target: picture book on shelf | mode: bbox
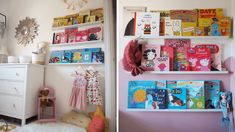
[75,30,89,42]
[168,88,187,109]
[187,81,205,109]
[187,47,211,71]
[154,57,169,71]
[156,80,167,89]
[197,18,212,36]
[193,44,221,71]
[49,51,62,63]
[61,50,72,63]
[182,22,197,36]
[123,6,146,36]
[88,26,103,41]
[141,44,161,70]
[219,17,232,36]
[164,17,173,36]
[197,8,223,19]
[171,19,182,36]
[65,28,78,43]
[164,39,191,71]
[134,12,160,38]
[82,49,92,63]
[145,89,167,109]
[170,10,198,22]
[53,32,68,44]
[177,81,188,88]
[205,80,220,109]
[167,80,177,88]
[90,8,104,21]
[92,51,104,63]
[128,81,155,109]
[161,46,174,71]
[71,49,83,63]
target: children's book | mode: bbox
[92,51,104,63]
[187,81,205,109]
[197,8,223,19]
[182,22,197,36]
[128,81,155,109]
[71,49,83,63]
[134,12,160,38]
[75,30,89,42]
[197,18,212,36]
[154,57,169,71]
[219,17,232,36]
[88,26,103,41]
[79,9,91,23]
[141,44,161,70]
[167,80,177,88]
[193,44,221,71]
[164,39,191,71]
[89,48,101,52]
[211,18,220,36]
[205,80,220,109]
[82,49,92,63]
[156,80,167,89]
[65,28,78,43]
[53,32,68,44]
[90,8,104,21]
[61,50,72,63]
[49,51,62,63]
[171,19,182,36]
[161,46,174,71]
[187,47,211,71]
[167,88,187,109]
[177,81,188,88]
[164,17,173,36]
[170,10,198,22]
[145,89,167,109]
[123,6,146,36]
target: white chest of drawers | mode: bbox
[0,64,44,125]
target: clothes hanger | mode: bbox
[70,66,86,77]
[86,66,104,77]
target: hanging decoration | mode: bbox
[15,17,39,46]
[62,0,89,10]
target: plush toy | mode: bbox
[38,89,54,108]
[33,41,48,55]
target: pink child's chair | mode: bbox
[38,86,56,122]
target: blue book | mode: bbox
[128,81,155,109]
[61,50,72,63]
[168,88,187,109]
[205,80,220,109]
[49,50,62,63]
[71,49,83,63]
[177,81,188,88]
[156,80,167,89]
[82,49,92,63]
[167,80,177,88]
[145,89,167,109]
[187,81,205,109]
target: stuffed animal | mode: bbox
[38,89,54,108]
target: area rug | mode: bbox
[11,122,86,132]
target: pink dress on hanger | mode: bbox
[69,72,87,110]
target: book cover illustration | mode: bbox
[79,9,91,23]
[146,89,167,109]
[88,26,103,41]
[90,8,104,21]
[156,80,167,89]
[123,6,146,36]
[194,44,221,71]
[219,17,232,36]
[168,88,187,109]
[61,50,72,63]
[164,17,173,36]
[167,80,177,88]
[187,47,211,71]
[187,81,205,109]
[154,57,169,71]
[197,18,212,36]
[182,22,197,36]
[135,12,160,38]
[197,8,223,19]
[161,46,174,71]
[170,10,198,22]
[65,28,78,43]
[177,81,188,88]
[164,39,191,71]
[75,30,89,42]
[205,80,220,109]
[211,18,220,36]
[71,49,83,63]
[82,49,92,63]
[92,51,104,64]
[49,51,62,63]
[53,32,68,44]
[128,81,155,109]
[171,19,182,36]
[141,44,161,70]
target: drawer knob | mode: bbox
[13,104,16,108]
[14,87,18,92]
[15,73,19,76]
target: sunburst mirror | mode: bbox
[15,17,39,46]
[62,0,89,10]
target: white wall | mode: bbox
[0,0,9,46]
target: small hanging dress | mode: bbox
[69,73,87,110]
[86,71,103,105]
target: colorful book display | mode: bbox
[134,12,160,38]
[154,57,169,71]
[168,88,187,109]
[128,81,155,109]
[205,80,220,109]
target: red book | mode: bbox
[161,46,174,71]
[75,30,89,42]
[154,57,169,71]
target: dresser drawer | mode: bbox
[0,94,23,117]
[0,81,24,96]
[0,68,26,81]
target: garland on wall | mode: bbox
[62,0,89,10]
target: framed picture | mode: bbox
[0,13,6,38]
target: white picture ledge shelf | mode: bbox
[127,109,222,112]
[49,40,103,47]
[124,36,231,39]
[52,21,103,30]
[143,71,230,75]
[47,63,104,66]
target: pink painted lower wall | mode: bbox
[119,60,231,132]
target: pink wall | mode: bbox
[119,60,231,132]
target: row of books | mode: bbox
[128,80,220,109]
[49,48,104,64]
[52,26,103,44]
[52,8,103,27]
[141,39,221,71]
[123,7,232,37]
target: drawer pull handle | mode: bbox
[13,104,16,108]
[14,87,18,92]
[15,73,19,77]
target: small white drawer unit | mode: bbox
[0,64,44,125]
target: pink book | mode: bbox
[161,46,174,71]
[141,44,161,70]
[60,32,68,43]
[154,57,169,71]
[75,30,89,42]
[193,44,221,71]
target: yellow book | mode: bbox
[197,8,223,18]
[197,18,212,36]
[219,17,232,36]
[182,22,197,36]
